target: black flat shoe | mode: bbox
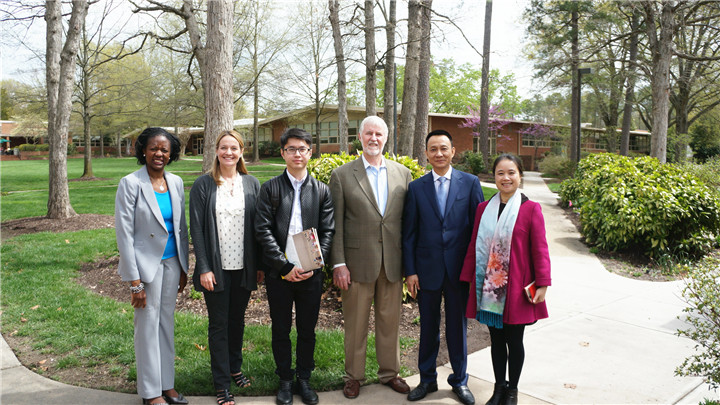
[407,381,438,401]
[452,385,475,405]
[163,392,188,404]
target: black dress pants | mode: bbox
[204,270,252,390]
[265,273,323,381]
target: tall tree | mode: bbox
[131,0,234,173]
[379,0,397,154]
[398,0,422,156]
[412,0,432,164]
[329,0,349,153]
[620,7,640,156]
[477,0,493,170]
[46,0,88,219]
[364,0,377,116]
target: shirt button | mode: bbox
[150,233,155,238]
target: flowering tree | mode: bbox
[519,123,557,169]
[460,104,512,169]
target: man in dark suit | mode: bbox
[402,129,484,405]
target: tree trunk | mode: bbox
[82,110,93,177]
[47,0,87,219]
[569,7,580,163]
[253,79,260,161]
[399,0,422,156]
[644,1,673,163]
[201,0,234,173]
[413,0,432,165]
[383,0,397,155]
[329,0,349,153]
[365,0,377,116]
[80,27,93,178]
[478,0,493,170]
[620,10,639,156]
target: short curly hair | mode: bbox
[134,127,181,165]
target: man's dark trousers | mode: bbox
[266,273,323,380]
[417,272,469,386]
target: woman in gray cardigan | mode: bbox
[189,130,262,405]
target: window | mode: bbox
[194,136,204,155]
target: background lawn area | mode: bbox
[0,157,493,395]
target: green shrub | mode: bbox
[678,157,720,189]
[259,141,281,157]
[67,143,77,155]
[18,144,36,151]
[454,151,487,175]
[350,139,362,154]
[676,252,720,390]
[559,153,720,258]
[538,155,575,179]
[308,152,425,184]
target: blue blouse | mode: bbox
[155,191,178,260]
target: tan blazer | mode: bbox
[329,157,411,283]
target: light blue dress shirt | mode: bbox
[362,154,388,216]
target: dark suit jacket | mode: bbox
[329,157,411,283]
[115,166,189,283]
[402,168,483,290]
[189,173,261,293]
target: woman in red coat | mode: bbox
[459,154,551,405]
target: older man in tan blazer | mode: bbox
[330,115,412,399]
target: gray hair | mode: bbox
[359,116,388,137]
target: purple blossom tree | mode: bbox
[460,105,512,169]
[518,123,557,169]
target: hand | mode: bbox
[178,271,187,294]
[532,286,548,304]
[333,265,351,291]
[405,274,420,299]
[257,270,265,284]
[284,267,313,282]
[130,280,146,308]
[200,272,216,292]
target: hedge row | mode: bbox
[559,153,720,258]
[307,152,426,184]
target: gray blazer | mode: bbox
[115,166,189,283]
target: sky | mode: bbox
[0,0,536,97]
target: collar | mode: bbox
[285,169,307,185]
[431,166,453,182]
[361,154,386,170]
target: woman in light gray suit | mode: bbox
[115,127,190,405]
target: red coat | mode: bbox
[459,198,551,325]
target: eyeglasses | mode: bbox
[284,147,310,155]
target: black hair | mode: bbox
[425,129,453,148]
[492,153,524,176]
[134,127,181,165]
[280,127,312,149]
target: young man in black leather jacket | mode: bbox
[255,128,335,405]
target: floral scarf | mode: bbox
[475,189,521,329]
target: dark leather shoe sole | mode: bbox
[407,382,439,401]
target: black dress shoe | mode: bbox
[162,392,188,405]
[295,378,319,405]
[407,381,438,401]
[277,379,294,405]
[452,385,475,405]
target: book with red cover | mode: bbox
[524,281,537,302]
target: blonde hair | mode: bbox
[211,130,248,186]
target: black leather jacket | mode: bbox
[254,170,335,279]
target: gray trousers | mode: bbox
[134,256,181,399]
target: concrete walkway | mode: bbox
[2,172,719,404]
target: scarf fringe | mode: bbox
[476,310,504,329]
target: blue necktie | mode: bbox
[437,176,448,215]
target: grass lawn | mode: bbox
[2,156,457,396]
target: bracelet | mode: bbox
[129,282,144,294]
